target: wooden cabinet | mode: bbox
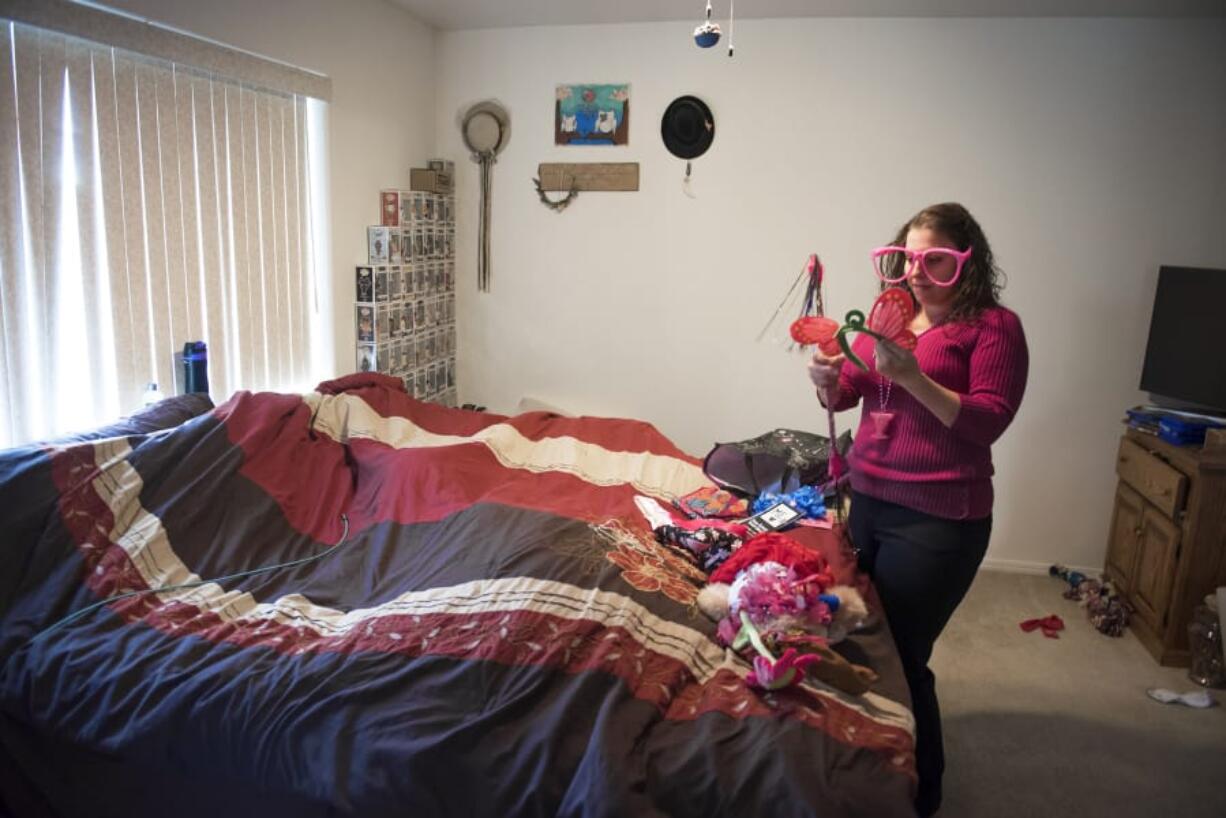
[1130,506,1180,631]
[1105,484,1144,595]
[1103,429,1226,666]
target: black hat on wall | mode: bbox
[660,96,715,160]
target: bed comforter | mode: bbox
[0,374,916,818]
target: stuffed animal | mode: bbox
[697,533,878,695]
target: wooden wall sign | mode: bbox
[537,162,639,192]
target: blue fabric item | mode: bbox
[751,485,826,520]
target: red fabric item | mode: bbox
[708,532,833,587]
[315,372,405,395]
[214,383,702,541]
[824,306,1029,520]
[1019,615,1065,638]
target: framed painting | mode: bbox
[555,83,629,146]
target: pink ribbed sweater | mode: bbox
[825,305,1029,520]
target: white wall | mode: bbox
[100,0,437,378]
[436,18,1226,571]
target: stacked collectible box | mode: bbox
[356,174,457,406]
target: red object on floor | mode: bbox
[1020,615,1065,638]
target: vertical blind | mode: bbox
[0,21,318,447]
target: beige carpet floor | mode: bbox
[930,570,1226,818]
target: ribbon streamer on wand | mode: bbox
[762,254,849,520]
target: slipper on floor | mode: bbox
[1146,688,1216,708]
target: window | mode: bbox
[0,16,329,447]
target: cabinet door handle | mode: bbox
[1133,526,1143,537]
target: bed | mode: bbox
[0,373,917,817]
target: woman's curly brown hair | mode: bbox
[878,202,1004,324]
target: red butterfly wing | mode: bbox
[868,288,918,350]
[790,316,840,355]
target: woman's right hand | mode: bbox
[807,350,846,397]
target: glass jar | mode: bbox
[1187,602,1225,688]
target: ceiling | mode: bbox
[389,0,1226,31]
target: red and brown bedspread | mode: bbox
[0,374,916,818]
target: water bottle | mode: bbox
[182,341,209,394]
[142,382,164,407]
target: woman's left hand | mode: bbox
[874,339,922,387]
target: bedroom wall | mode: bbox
[435,17,1226,572]
[98,0,437,380]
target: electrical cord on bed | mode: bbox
[29,513,350,645]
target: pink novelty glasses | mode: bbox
[871,245,973,287]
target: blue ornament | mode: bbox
[694,21,721,48]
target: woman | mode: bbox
[807,202,1028,818]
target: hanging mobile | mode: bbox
[693,1,721,48]
[727,0,736,57]
[693,0,735,56]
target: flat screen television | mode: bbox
[1138,265,1226,414]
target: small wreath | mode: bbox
[533,176,579,212]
